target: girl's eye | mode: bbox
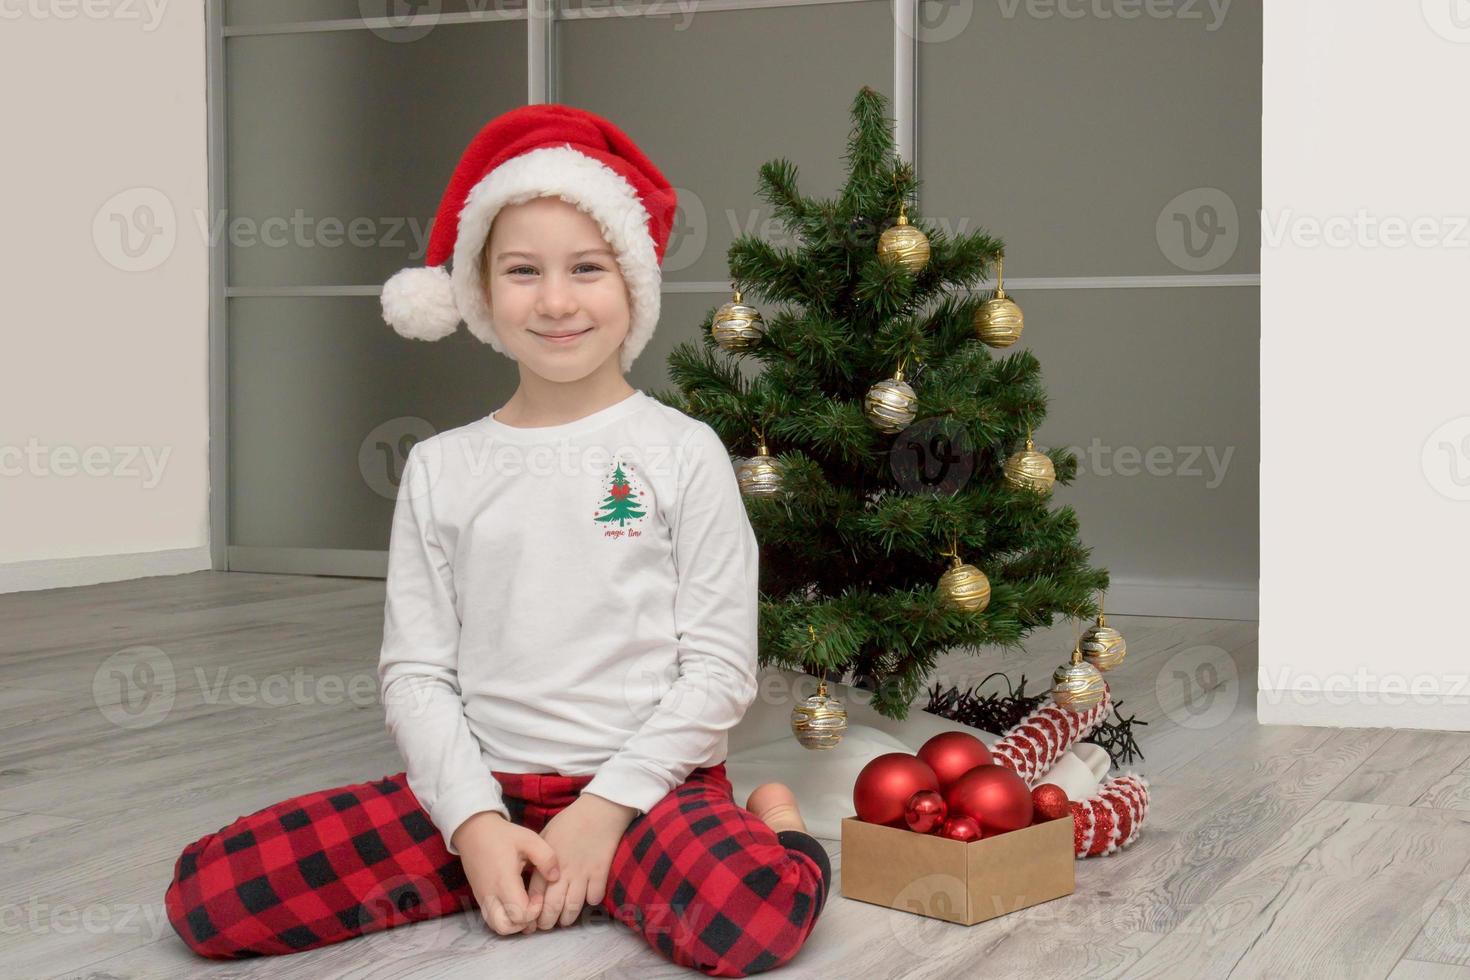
[506,264,604,276]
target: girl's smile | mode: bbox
[533,326,594,345]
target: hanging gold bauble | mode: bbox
[735,441,784,497]
[1080,603,1127,672]
[711,286,765,352]
[1051,641,1106,712]
[864,362,918,434]
[974,255,1024,348]
[937,554,991,613]
[876,201,931,274]
[1002,431,1056,495]
[790,676,848,749]
[974,291,1024,348]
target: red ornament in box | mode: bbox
[916,731,993,791]
[1031,783,1071,823]
[904,790,947,833]
[940,814,982,842]
[853,753,940,826]
[945,763,1033,836]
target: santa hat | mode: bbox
[381,103,677,374]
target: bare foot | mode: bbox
[745,782,808,835]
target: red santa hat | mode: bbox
[381,103,677,374]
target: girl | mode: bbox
[163,104,831,977]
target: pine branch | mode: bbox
[838,86,897,217]
[754,157,811,229]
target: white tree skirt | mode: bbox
[726,668,1111,841]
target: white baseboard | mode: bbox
[0,546,212,594]
[1106,576,1258,621]
[0,546,1260,624]
[1258,689,1470,732]
[219,550,1260,621]
[226,546,386,577]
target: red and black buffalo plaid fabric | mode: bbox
[164,762,830,976]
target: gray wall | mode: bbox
[219,1,1259,617]
[920,3,1260,614]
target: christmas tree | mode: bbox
[650,86,1110,724]
[595,462,646,527]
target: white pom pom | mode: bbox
[381,265,460,341]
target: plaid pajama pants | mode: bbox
[164,761,831,977]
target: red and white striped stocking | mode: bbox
[990,683,1151,858]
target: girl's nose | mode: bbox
[535,275,579,318]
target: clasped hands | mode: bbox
[452,792,638,936]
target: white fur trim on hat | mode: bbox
[381,265,460,341]
[450,144,662,375]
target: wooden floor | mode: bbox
[2,571,1469,980]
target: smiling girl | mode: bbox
[164,104,830,978]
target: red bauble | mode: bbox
[854,753,940,826]
[917,731,993,791]
[945,764,1033,836]
[1031,783,1071,822]
[940,814,982,842]
[904,790,948,833]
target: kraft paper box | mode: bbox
[840,814,1075,925]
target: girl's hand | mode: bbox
[451,811,563,935]
[524,793,639,932]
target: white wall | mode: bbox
[0,2,211,592]
[1260,0,1470,731]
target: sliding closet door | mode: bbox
[221,11,526,573]
[216,1,896,575]
[919,5,1261,610]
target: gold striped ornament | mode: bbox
[877,201,931,275]
[864,360,918,434]
[735,439,784,498]
[711,285,765,352]
[790,676,848,749]
[1002,427,1056,495]
[974,255,1025,348]
[1080,597,1127,672]
[1051,636,1106,712]
[936,544,992,614]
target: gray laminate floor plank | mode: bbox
[3,571,1467,980]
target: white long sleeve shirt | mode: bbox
[377,389,761,854]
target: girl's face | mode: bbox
[481,195,632,382]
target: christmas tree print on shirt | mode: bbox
[594,460,647,533]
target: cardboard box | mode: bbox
[839,814,1075,925]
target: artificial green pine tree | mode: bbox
[650,86,1110,721]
